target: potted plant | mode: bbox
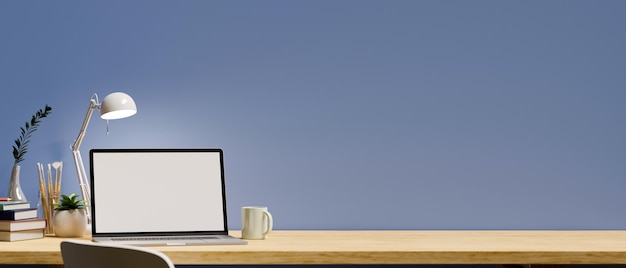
[53,193,87,237]
[9,104,52,201]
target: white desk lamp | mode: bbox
[70,92,137,223]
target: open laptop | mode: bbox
[89,148,247,246]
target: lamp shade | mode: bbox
[99,92,137,120]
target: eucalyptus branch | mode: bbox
[12,104,52,164]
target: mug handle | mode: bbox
[262,210,273,237]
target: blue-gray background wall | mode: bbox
[1,0,625,232]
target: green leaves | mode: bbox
[12,104,52,164]
[55,193,85,211]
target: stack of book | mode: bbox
[0,199,46,241]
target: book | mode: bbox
[0,228,44,241]
[0,218,46,232]
[0,208,38,220]
[0,200,30,211]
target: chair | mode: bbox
[60,240,175,268]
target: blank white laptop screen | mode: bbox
[90,149,226,234]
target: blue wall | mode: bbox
[1,0,625,231]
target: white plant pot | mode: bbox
[53,209,87,237]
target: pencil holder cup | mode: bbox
[37,161,63,234]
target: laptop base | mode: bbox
[93,234,247,246]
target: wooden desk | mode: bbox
[2,230,626,266]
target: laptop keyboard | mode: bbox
[111,236,219,241]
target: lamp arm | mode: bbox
[71,98,98,152]
[71,150,91,224]
[70,96,99,225]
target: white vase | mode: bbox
[53,209,88,237]
[8,164,27,201]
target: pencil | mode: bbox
[37,163,50,234]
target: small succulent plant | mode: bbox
[12,104,52,164]
[55,193,85,211]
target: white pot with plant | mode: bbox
[53,193,88,237]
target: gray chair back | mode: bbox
[60,240,175,268]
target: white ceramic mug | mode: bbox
[241,206,273,240]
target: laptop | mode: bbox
[89,148,247,246]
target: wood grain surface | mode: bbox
[1,231,626,266]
